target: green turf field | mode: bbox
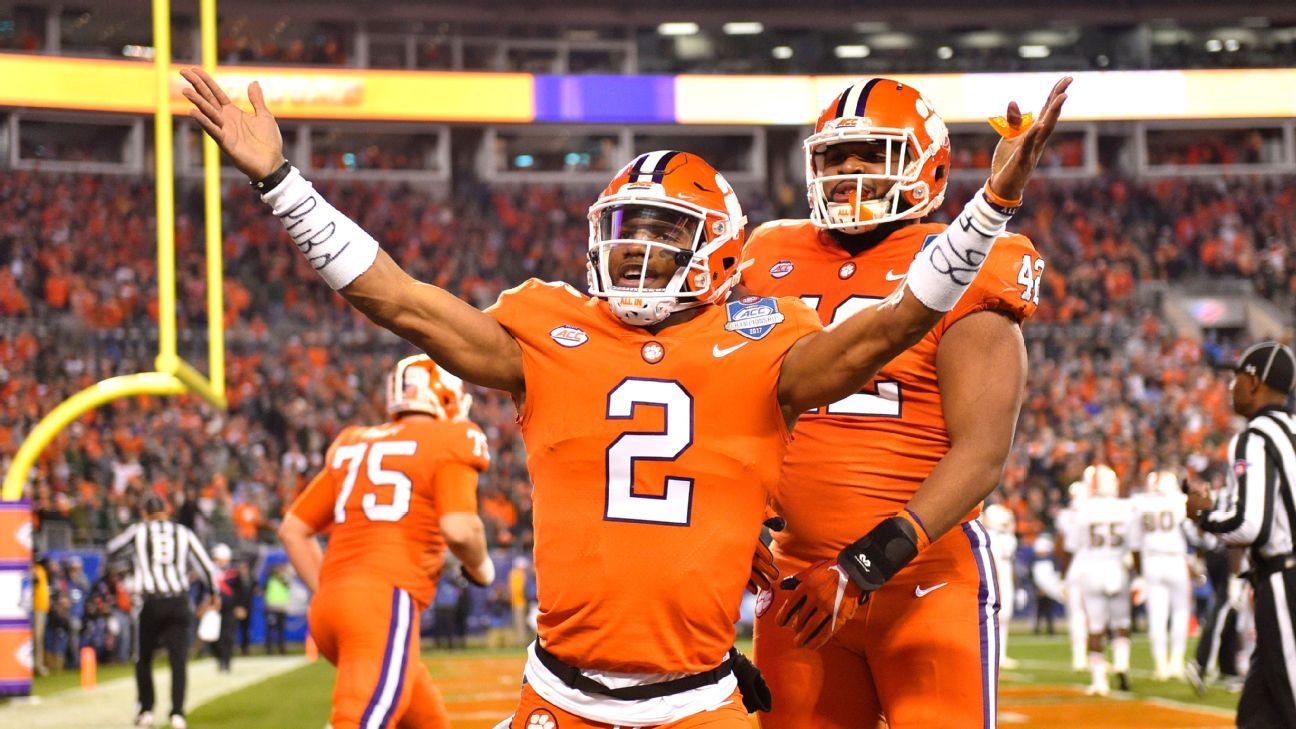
[174,630,1240,728]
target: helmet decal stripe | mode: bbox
[852,77,881,117]
[650,151,680,182]
[631,150,676,183]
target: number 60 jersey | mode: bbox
[742,220,1042,569]
[487,279,821,675]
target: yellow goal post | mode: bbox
[1,0,227,502]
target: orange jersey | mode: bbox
[486,279,821,674]
[288,417,490,608]
[742,220,1042,566]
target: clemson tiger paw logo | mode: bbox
[526,709,558,729]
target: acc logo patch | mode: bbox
[754,588,773,618]
[526,709,559,728]
[549,325,588,348]
[724,297,786,341]
[769,260,794,279]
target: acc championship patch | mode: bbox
[724,296,786,341]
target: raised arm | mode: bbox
[180,68,523,396]
[777,76,1069,420]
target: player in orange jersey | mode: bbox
[183,66,1068,728]
[278,355,493,729]
[742,78,1050,729]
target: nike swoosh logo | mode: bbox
[712,342,749,358]
[885,270,907,281]
[914,582,949,598]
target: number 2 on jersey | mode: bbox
[332,440,417,523]
[605,378,694,526]
[800,295,902,417]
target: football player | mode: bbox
[278,356,493,729]
[183,67,1069,728]
[1059,464,1141,696]
[982,503,1020,669]
[741,78,1048,727]
[1056,479,1091,671]
[1135,470,1192,681]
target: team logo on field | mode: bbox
[526,709,558,728]
[641,340,665,364]
[724,297,786,341]
[769,260,795,279]
[548,325,589,348]
[754,588,773,618]
[838,262,857,279]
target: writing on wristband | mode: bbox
[261,167,380,290]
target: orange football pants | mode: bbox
[754,520,1002,729]
[509,683,751,728]
[310,578,448,729]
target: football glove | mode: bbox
[777,513,924,649]
[776,560,863,649]
[747,516,785,595]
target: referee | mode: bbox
[106,495,220,729]
[1189,341,1296,729]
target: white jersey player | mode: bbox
[1061,465,1142,695]
[982,503,1019,669]
[1057,479,1090,670]
[1134,471,1192,681]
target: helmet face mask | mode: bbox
[587,151,747,327]
[806,79,950,233]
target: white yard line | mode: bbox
[0,655,308,729]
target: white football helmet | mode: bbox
[1145,470,1183,497]
[1082,465,1120,498]
[982,503,1016,534]
[386,354,472,421]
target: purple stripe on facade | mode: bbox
[0,619,31,629]
[0,500,31,511]
[360,587,403,728]
[963,522,993,729]
[377,591,412,729]
[0,679,33,694]
[534,75,675,123]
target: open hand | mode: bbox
[180,67,286,180]
[987,76,1071,202]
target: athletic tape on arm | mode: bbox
[261,167,381,290]
[903,190,1014,312]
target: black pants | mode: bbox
[265,609,287,654]
[237,613,251,655]
[214,609,237,671]
[1237,567,1296,729]
[1194,593,1241,678]
[135,597,193,718]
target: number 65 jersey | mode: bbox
[487,279,821,675]
[742,220,1042,569]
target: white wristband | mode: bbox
[903,190,1014,312]
[260,167,380,290]
[469,555,496,586]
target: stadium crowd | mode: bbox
[2,165,1293,663]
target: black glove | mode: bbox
[730,648,772,713]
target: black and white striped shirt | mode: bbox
[1201,407,1296,559]
[106,519,220,599]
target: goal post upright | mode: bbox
[1,0,227,503]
